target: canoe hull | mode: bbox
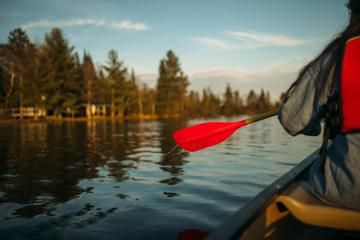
[207,150,360,240]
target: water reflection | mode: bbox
[0,118,321,240]
[19,202,117,240]
[0,123,90,219]
[157,120,189,186]
[0,120,190,219]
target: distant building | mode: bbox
[0,107,47,118]
[12,107,46,118]
[79,104,109,118]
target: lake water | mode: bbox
[0,117,321,240]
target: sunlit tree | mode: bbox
[155,50,189,117]
[82,51,97,118]
[103,49,128,117]
[40,28,80,116]
[222,84,234,116]
[3,28,37,118]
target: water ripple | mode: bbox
[0,117,321,240]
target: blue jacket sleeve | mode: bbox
[278,62,324,136]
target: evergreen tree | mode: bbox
[257,89,267,112]
[265,90,272,109]
[155,60,168,115]
[141,84,156,116]
[82,51,97,118]
[257,89,273,112]
[200,88,220,117]
[233,90,243,115]
[0,50,11,105]
[125,69,139,116]
[185,90,201,117]
[200,89,209,116]
[222,84,234,116]
[26,44,42,116]
[40,28,80,116]
[246,89,258,113]
[96,69,109,106]
[155,50,189,117]
[5,28,36,118]
[208,90,221,117]
[103,49,128,117]
[128,69,141,116]
[0,42,15,110]
[0,66,6,99]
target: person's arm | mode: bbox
[278,62,323,136]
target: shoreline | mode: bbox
[0,115,185,124]
[0,111,263,125]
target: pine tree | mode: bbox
[257,89,267,112]
[0,40,16,110]
[27,44,42,117]
[103,49,128,117]
[128,69,142,117]
[233,90,243,115]
[246,89,258,113]
[200,88,220,117]
[208,90,221,117]
[96,69,108,106]
[0,66,6,99]
[0,47,12,106]
[155,60,168,115]
[40,28,80,116]
[155,50,189,117]
[82,51,97,118]
[6,28,35,118]
[222,84,234,116]
[141,84,156,116]
[185,90,201,117]
[265,90,272,110]
[123,69,139,117]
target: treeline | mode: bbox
[0,27,277,119]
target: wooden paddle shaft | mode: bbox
[244,109,279,125]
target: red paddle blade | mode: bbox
[173,120,246,152]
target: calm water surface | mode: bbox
[0,117,321,240]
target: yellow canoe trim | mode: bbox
[276,184,360,231]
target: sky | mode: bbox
[0,0,349,98]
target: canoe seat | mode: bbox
[276,184,360,231]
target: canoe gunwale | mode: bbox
[206,149,319,240]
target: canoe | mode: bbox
[206,150,360,240]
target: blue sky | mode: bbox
[0,0,349,98]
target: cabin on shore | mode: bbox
[80,104,108,118]
[0,107,46,119]
[0,104,109,119]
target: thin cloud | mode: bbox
[194,31,305,50]
[190,68,298,99]
[110,20,149,31]
[194,37,239,50]
[191,69,251,81]
[226,31,304,47]
[22,18,150,31]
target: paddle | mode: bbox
[173,109,278,152]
